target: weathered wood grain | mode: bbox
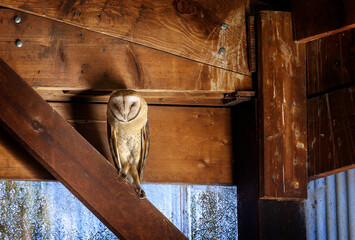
[0,101,234,184]
[34,89,254,106]
[308,86,355,179]
[0,57,187,240]
[307,30,355,96]
[0,0,250,73]
[292,0,355,42]
[258,11,307,199]
[0,9,252,96]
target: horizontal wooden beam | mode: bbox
[0,102,234,184]
[257,11,307,199]
[292,0,355,42]
[0,57,187,239]
[0,8,252,91]
[34,88,254,106]
[308,85,355,179]
[0,0,250,73]
[307,29,355,96]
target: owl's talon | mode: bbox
[137,189,146,199]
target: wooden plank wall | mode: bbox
[307,30,355,179]
[0,0,250,73]
[0,9,253,106]
[258,11,307,199]
[0,58,187,240]
[292,0,355,42]
[308,86,355,179]
[0,102,234,184]
[307,29,355,96]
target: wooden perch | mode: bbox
[0,57,187,240]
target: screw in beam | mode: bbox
[14,16,21,24]
[15,39,23,48]
[220,23,228,30]
[219,47,226,55]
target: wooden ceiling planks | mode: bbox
[257,11,307,199]
[0,0,251,74]
[292,0,355,43]
[0,57,187,240]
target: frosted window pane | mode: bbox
[0,181,237,239]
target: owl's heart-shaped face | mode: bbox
[109,95,141,122]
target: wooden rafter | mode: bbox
[0,0,251,73]
[0,57,187,240]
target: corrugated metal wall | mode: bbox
[305,168,355,240]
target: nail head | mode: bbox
[219,47,226,55]
[14,16,21,24]
[15,39,23,48]
[221,23,228,30]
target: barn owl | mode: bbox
[107,90,149,199]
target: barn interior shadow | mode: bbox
[69,72,127,166]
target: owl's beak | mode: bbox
[123,114,128,122]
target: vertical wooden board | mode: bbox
[258,11,307,199]
[308,86,355,179]
[0,9,252,93]
[0,0,251,74]
[292,0,355,42]
[307,30,355,96]
[0,57,187,240]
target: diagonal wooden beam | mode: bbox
[0,57,187,240]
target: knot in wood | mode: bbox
[31,119,42,131]
[176,0,190,14]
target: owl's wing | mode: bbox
[107,121,122,170]
[138,120,149,182]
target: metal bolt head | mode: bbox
[14,16,21,24]
[15,39,23,48]
[219,47,226,55]
[221,23,228,30]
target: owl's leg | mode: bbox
[121,162,130,180]
[131,166,145,199]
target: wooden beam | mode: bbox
[34,89,254,106]
[0,57,187,239]
[0,0,250,73]
[307,30,355,96]
[257,11,307,199]
[292,0,355,42]
[0,9,252,91]
[0,101,234,184]
[308,85,355,180]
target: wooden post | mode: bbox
[0,57,187,240]
[257,11,307,200]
